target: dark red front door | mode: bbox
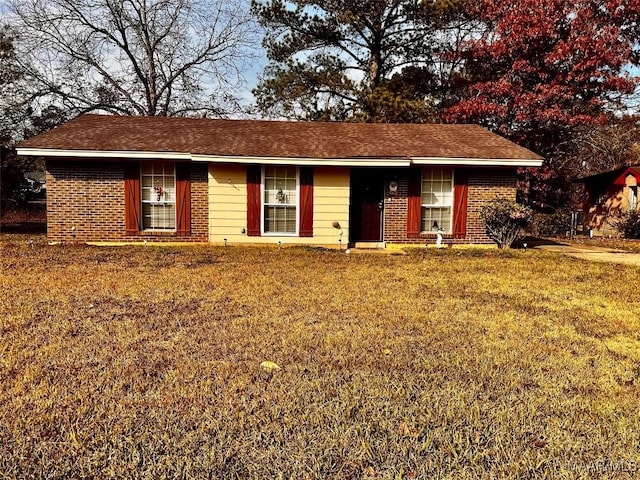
[350,170,384,242]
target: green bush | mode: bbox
[614,210,640,239]
[529,209,572,237]
[480,198,534,249]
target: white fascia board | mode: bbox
[191,154,412,167]
[15,148,191,160]
[16,148,413,167]
[411,157,544,167]
[17,148,543,167]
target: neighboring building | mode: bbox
[23,171,46,195]
[16,114,543,246]
[580,166,640,236]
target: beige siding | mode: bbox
[209,164,350,247]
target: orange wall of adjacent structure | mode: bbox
[208,164,350,247]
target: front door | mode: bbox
[350,169,385,242]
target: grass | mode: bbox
[1,235,640,479]
[567,236,640,253]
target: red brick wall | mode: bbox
[46,160,208,243]
[383,168,518,244]
[382,172,410,242]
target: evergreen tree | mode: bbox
[252,0,466,122]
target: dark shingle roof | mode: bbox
[19,114,543,161]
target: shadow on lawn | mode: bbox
[0,221,47,234]
[517,236,569,248]
[1,208,47,235]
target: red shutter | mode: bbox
[453,169,469,238]
[407,168,422,237]
[246,165,261,236]
[299,167,314,237]
[175,163,191,236]
[124,163,141,235]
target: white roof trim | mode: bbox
[15,148,191,160]
[15,148,543,167]
[191,154,411,167]
[412,157,543,167]
[15,148,412,166]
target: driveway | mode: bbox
[533,243,640,266]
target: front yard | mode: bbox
[1,237,639,479]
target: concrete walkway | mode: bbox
[533,243,640,266]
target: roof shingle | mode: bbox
[18,114,543,161]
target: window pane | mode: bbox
[421,168,453,233]
[265,166,276,179]
[422,169,453,204]
[421,181,433,203]
[265,178,276,192]
[163,186,175,203]
[141,162,176,230]
[263,166,298,233]
[265,168,297,205]
[264,206,296,233]
[422,207,452,232]
[285,207,296,232]
[144,204,175,230]
[141,186,152,202]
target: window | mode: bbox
[141,162,176,230]
[263,166,298,234]
[421,168,453,233]
[630,186,638,210]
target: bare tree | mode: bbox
[1,24,24,144]
[556,120,640,178]
[7,0,259,117]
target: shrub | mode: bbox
[480,198,533,249]
[613,210,640,239]
[530,208,573,237]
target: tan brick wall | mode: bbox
[383,168,518,245]
[46,160,208,243]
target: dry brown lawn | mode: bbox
[1,235,639,479]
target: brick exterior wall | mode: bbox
[383,168,518,245]
[46,160,208,243]
[46,161,516,245]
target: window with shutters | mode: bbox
[141,162,176,230]
[263,166,298,234]
[421,168,454,233]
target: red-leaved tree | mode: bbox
[445,0,640,208]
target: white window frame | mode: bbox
[421,168,454,234]
[141,162,176,231]
[261,166,300,236]
[630,186,638,211]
